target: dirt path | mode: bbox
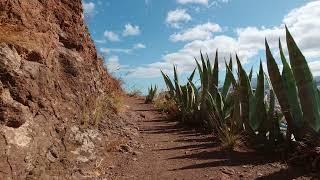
[104,96,312,180]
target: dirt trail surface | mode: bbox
[104,96,315,180]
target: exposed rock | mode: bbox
[0,0,121,179]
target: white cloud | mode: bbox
[100,43,147,54]
[130,1,320,78]
[129,35,239,78]
[123,24,141,36]
[104,31,120,42]
[166,9,192,28]
[133,43,146,49]
[83,1,95,16]
[100,48,131,54]
[170,22,222,42]
[94,39,106,44]
[177,0,208,5]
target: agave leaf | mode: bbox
[206,53,212,78]
[286,27,320,132]
[189,80,199,109]
[161,70,175,97]
[248,67,253,82]
[279,39,304,128]
[187,82,195,110]
[207,93,223,124]
[226,63,237,87]
[181,85,188,110]
[200,53,209,92]
[265,39,297,136]
[249,62,266,131]
[236,55,254,135]
[195,58,203,89]
[267,89,282,143]
[222,58,233,97]
[212,50,219,96]
[173,65,179,86]
[188,68,196,82]
[173,66,182,103]
[231,86,242,130]
[199,52,209,101]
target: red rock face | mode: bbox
[0,0,121,178]
[0,0,120,127]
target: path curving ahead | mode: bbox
[104,96,309,180]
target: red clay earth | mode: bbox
[101,96,319,180]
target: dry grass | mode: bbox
[128,89,142,97]
[154,93,178,114]
[215,124,243,151]
[81,92,124,127]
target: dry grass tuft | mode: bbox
[128,89,142,97]
[81,92,124,127]
[154,92,178,114]
[217,125,242,151]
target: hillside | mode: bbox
[0,0,123,179]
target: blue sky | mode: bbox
[83,0,320,93]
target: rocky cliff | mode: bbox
[0,0,123,179]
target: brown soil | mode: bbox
[103,96,319,180]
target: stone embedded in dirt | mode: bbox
[139,113,146,118]
[220,167,235,175]
[257,172,263,176]
[132,151,142,156]
[120,144,132,153]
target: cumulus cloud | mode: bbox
[83,1,95,17]
[123,24,141,36]
[129,1,320,78]
[166,9,192,28]
[104,31,120,42]
[170,22,222,42]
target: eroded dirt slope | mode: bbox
[0,0,121,179]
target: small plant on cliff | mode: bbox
[145,85,158,103]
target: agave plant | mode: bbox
[160,28,320,152]
[145,85,157,104]
[265,27,320,145]
[161,66,200,124]
[228,56,284,146]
